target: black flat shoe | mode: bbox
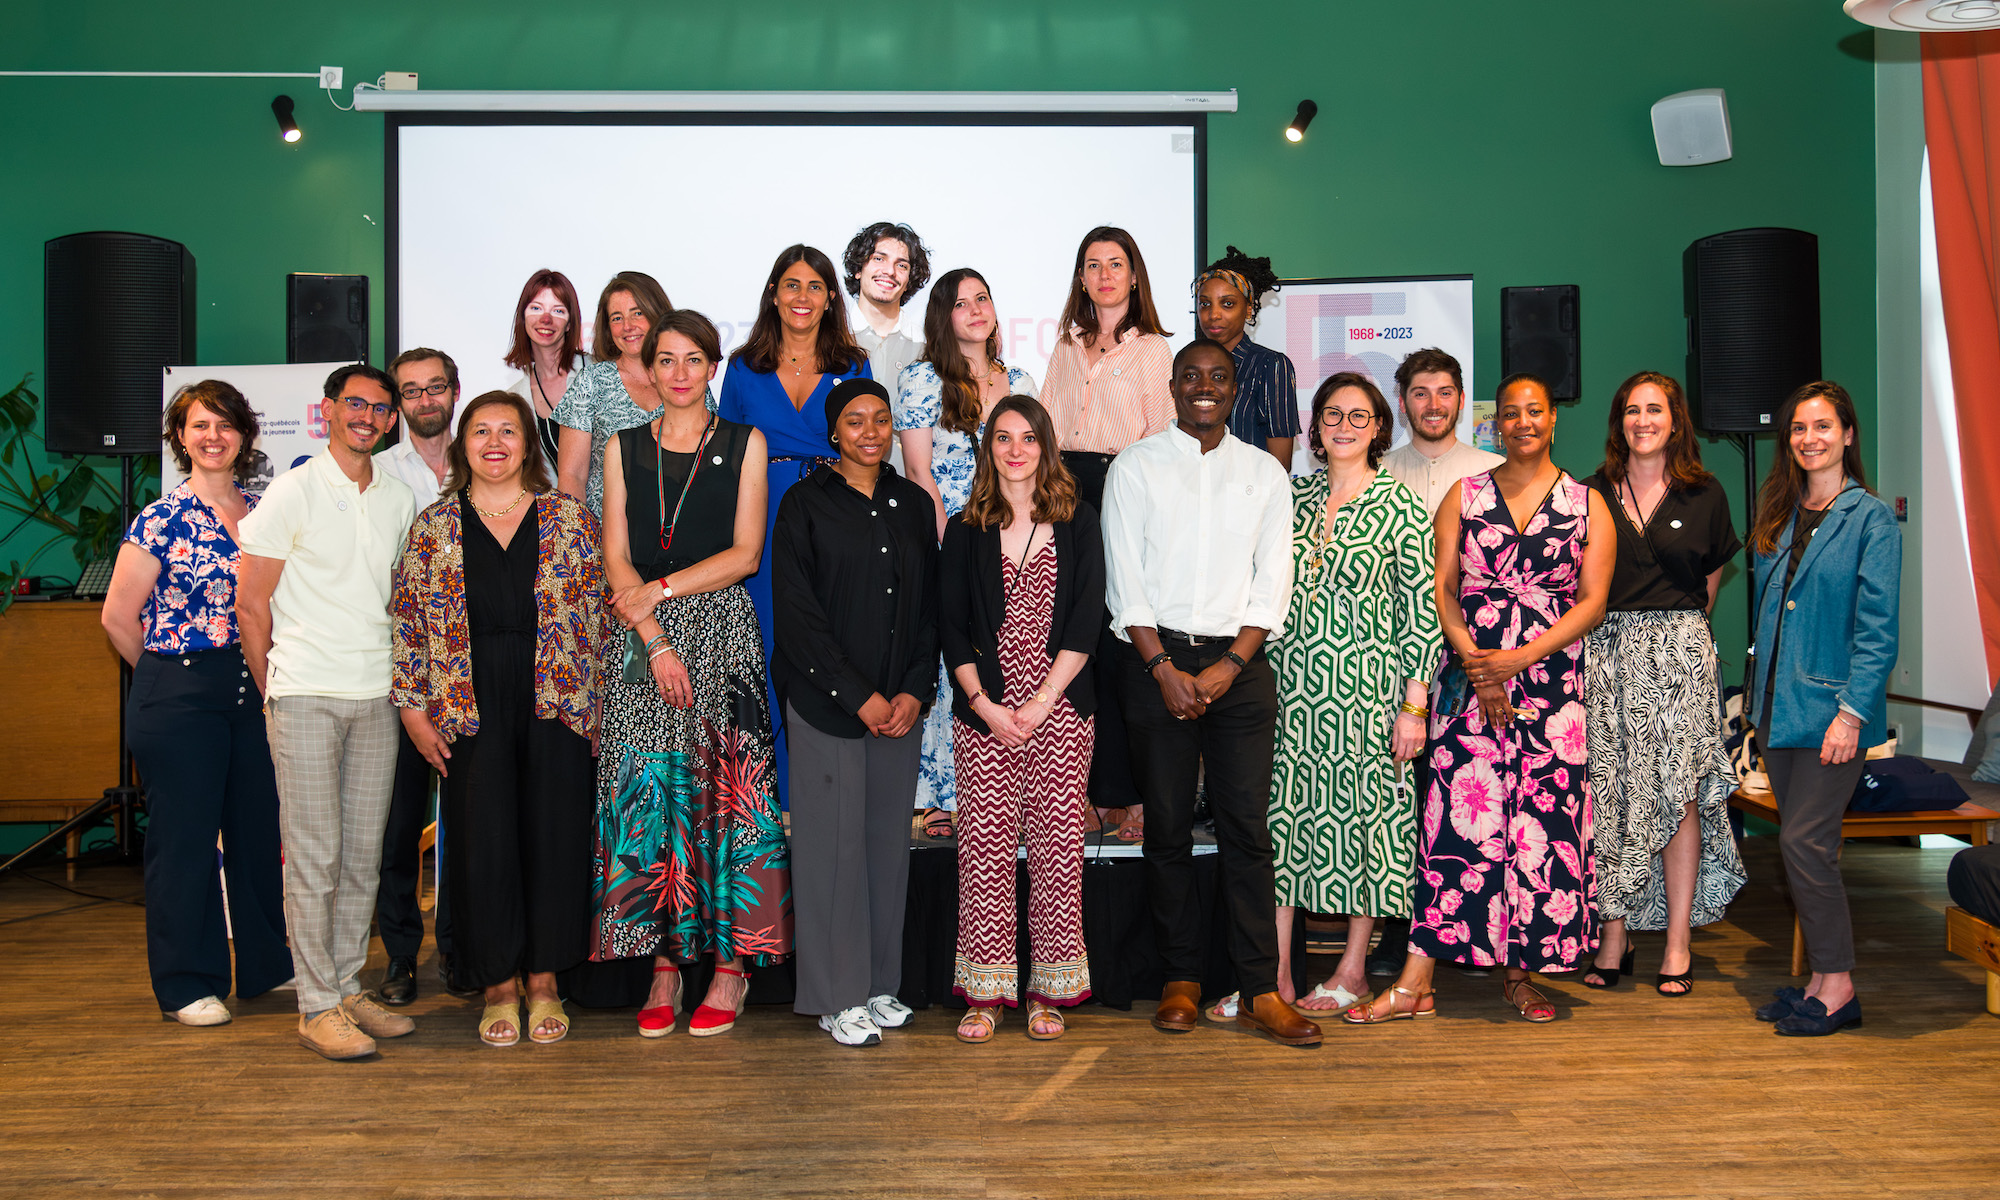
[1755,986,1806,1022]
[379,955,417,1007]
[1581,947,1635,989]
[1774,995,1862,1037]
[439,953,480,1000]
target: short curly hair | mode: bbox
[164,379,266,487]
[842,221,931,300]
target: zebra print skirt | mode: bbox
[1583,609,1747,930]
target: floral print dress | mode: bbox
[1408,471,1598,973]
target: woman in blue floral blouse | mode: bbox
[101,380,294,1028]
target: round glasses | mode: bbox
[1319,408,1377,429]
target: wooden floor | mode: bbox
[4,836,1998,1200]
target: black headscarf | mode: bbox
[824,377,891,448]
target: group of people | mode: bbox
[99,217,1901,1059]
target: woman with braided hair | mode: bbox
[1195,246,1300,468]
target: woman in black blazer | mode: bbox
[939,395,1104,1044]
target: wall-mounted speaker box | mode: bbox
[43,232,198,457]
[287,273,369,364]
[1500,285,1581,402]
[1683,228,1822,434]
[1652,88,1732,166]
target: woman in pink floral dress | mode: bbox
[1347,375,1615,1025]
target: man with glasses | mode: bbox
[1371,347,1501,977]
[369,349,464,1004]
[238,363,419,1059]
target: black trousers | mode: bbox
[441,714,596,989]
[375,726,453,961]
[1118,633,1282,999]
[1062,450,1143,812]
[126,647,293,1010]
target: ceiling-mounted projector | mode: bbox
[1846,0,2000,29]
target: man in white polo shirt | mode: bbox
[237,362,418,1061]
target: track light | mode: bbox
[1285,99,1317,144]
[272,94,301,143]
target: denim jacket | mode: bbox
[1746,483,1901,749]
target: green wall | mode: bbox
[2,0,1882,674]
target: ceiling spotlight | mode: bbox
[272,94,301,143]
[1285,99,1318,144]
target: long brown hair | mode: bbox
[590,271,673,363]
[919,267,1004,436]
[958,396,1078,530]
[443,391,554,498]
[504,269,584,371]
[1596,371,1714,490]
[730,244,869,376]
[1750,380,1868,556]
[1055,226,1170,347]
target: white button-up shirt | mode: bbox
[372,438,449,512]
[237,451,416,700]
[1381,438,1505,517]
[1102,423,1294,642]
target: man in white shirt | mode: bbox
[369,348,461,1006]
[842,220,929,419]
[1380,347,1504,517]
[237,363,419,1060]
[1102,338,1321,1048]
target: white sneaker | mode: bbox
[866,994,914,1028]
[163,996,232,1026]
[819,1006,883,1046]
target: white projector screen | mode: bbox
[390,116,1204,402]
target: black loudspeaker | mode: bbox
[1500,285,1581,401]
[43,232,197,456]
[1683,228,1821,433]
[287,273,369,364]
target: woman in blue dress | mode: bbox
[895,267,1037,834]
[717,244,871,806]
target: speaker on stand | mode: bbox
[1683,226,1822,646]
[2,232,199,880]
[287,273,368,364]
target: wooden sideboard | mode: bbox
[0,600,124,807]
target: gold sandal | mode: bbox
[955,1006,1000,1044]
[479,1002,521,1047]
[1026,1001,1066,1041]
[526,998,569,1044]
[1501,977,1557,1023]
[1341,984,1436,1025]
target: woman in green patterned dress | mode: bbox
[1270,373,1441,1014]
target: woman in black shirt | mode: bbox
[772,377,939,1046]
[1580,372,1747,996]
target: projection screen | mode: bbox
[388,114,1206,402]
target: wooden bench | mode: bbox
[1729,757,2000,975]
[1945,906,2000,1016]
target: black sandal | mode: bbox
[1581,946,1634,989]
[1655,970,1694,997]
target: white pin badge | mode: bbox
[1670,519,1682,529]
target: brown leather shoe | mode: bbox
[298,1008,377,1060]
[1152,981,1202,1033]
[1236,991,1323,1047]
[342,992,416,1039]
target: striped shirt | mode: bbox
[1225,336,1301,449]
[1041,328,1174,455]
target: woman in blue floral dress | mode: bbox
[1348,375,1615,1025]
[895,268,1037,832]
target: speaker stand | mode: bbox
[1734,433,1759,651]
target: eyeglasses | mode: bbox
[1320,409,1377,429]
[399,382,450,399]
[338,396,395,418]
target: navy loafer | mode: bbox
[1774,994,1862,1036]
[1754,985,1806,1023]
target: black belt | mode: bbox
[1155,626,1236,648]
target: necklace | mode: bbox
[1621,475,1663,531]
[787,351,814,378]
[472,487,529,518]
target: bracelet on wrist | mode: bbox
[969,688,987,703]
[1400,702,1429,718]
[1224,650,1248,670]
[648,645,674,662]
[1143,652,1172,676]
[644,633,670,653]
[1839,712,1863,729]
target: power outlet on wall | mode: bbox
[319,65,342,90]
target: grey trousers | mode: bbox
[786,701,921,1016]
[266,695,400,1013]
[1763,736,1867,974]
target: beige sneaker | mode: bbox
[342,992,416,1039]
[298,1007,376,1060]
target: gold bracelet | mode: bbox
[1400,702,1429,718]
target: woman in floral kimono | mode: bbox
[1347,374,1615,1025]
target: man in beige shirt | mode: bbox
[238,363,418,1060]
[1380,346,1503,517]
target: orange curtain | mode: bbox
[1924,32,2000,683]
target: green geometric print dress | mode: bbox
[1269,469,1442,917]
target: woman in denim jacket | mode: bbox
[1745,381,1901,1037]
